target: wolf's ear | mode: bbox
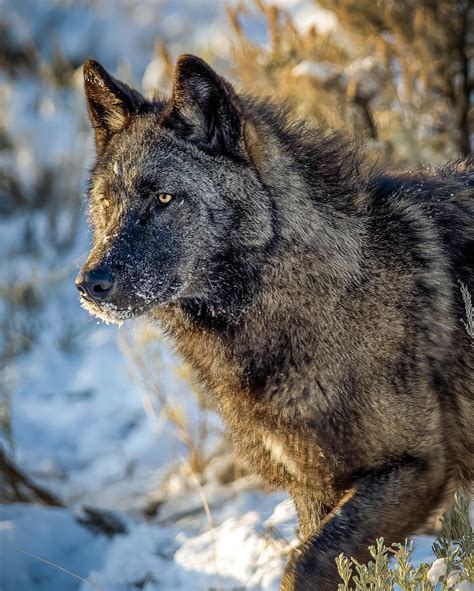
[83,60,147,156]
[164,55,246,159]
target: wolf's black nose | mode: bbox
[75,269,114,302]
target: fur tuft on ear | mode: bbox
[163,54,246,159]
[83,60,147,155]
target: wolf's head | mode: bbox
[77,55,278,324]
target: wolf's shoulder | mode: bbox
[366,158,473,292]
[437,155,474,183]
[368,156,473,204]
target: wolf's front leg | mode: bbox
[281,456,446,591]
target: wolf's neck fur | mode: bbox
[243,96,370,211]
[156,215,366,420]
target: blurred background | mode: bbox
[0,1,472,590]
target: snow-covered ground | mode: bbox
[0,1,449,590]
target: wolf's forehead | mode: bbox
[111,128,185,174]
[109,135,216,192]
[110,151,188,189]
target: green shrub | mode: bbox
[336,494,473,590]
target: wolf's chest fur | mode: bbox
[157,304,337,493]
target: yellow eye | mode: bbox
[157,193,173,205]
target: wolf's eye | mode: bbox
[157,193,173,205]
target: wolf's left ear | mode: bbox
[83,60,147,156]
[164,55,246,159]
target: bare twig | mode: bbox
[0,447,62,506]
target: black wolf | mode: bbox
[77,55,473,591]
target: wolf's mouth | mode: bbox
[79,295,139,325]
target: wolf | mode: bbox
[76,54,473,591]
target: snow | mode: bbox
[0,493,294,591]
[0,504,107,591]
[291,59,340,82]
[0,1,465,590]
[427,559,474,591]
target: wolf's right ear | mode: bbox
[163,55,247,160]
[83,60,147,156]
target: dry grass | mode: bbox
[118,323,220,477]
[222,0,470,165]
[460,283,474,343]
